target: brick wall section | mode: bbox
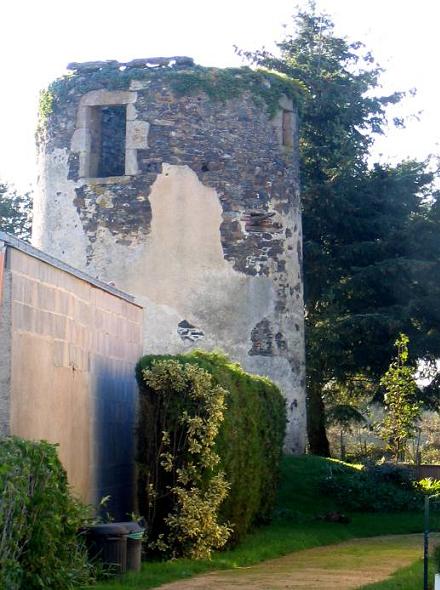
[4,246,143,516]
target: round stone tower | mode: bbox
[33,57,306,453]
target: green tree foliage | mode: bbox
[0,437,93,590]
[242,3,440,455]
[379,334,421,462]
[324,375,375,461]
[0,182,32,241]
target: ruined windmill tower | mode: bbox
[32,57,306,453]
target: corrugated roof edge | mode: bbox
[0,231,142,307]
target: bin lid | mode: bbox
[116,521,145,534]
[87,523,129,536]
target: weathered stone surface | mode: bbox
[67,60,119,72]
[78,89,136,108]
[126,120,150,149]
[125,56,194,68]
[177,320,204,343]
[33,62,306,453]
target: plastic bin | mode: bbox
[86,523,129,574]
[117,521,145,572]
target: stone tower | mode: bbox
[32,57,306,453]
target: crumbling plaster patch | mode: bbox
[88,164,275,355]
[32,148,89,269]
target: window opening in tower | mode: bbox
[97,105,127,177]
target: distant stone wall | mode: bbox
[0,234,143,518]
[33,59,306,453]
[403,464,440,481]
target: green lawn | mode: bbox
[359,558,434,589]
[87,455,428,590]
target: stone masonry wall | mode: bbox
[33,59,306,453]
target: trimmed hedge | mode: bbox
[136,351,286,544]
[0,437,92,590]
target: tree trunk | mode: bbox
[340,429,346,461]
[306,379,330,456]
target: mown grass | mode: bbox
[88,455,428,590]
[359,558,434,589]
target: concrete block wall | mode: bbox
[0,233,143,518]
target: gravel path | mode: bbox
[157,534,425,590]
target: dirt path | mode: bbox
[158,534,427,590]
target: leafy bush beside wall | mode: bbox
[321,462,421,512]
[136,359,231,559]
[0,437,92,590]
[136,351,286,548]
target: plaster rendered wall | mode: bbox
[2,246,143,517]
[33,60,306,453]
[0,246,12,436]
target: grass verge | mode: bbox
[359,558,434,589]
[87,455,427,590]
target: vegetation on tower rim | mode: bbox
[38,61,306,126]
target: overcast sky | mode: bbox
[1,0,439,191]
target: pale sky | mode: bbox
[1,0,439,192]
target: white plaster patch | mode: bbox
[78,164,275,359]
[135,295,185,354]
[245,355,305,454]
[32,148,88,269]
[71,127,91,153]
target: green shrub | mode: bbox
[137,359,231,559]
[321,462,421,512]
[414,477,440,495]
[0,437,93,590]
[136,351,286,547]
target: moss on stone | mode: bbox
[36,88,55,137]
[46,65,306,118]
